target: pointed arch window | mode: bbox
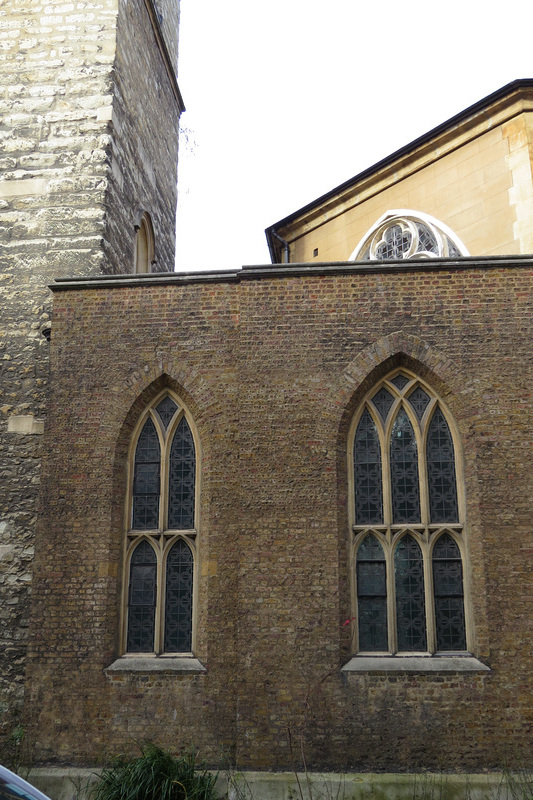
[123,392,198,655]
[351,370,468,654]
[134,212,155,274]
[349,210,470,262]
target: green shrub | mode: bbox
[92,744,217,800]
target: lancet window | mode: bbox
[123,392,197,655]
[351,370,468,654]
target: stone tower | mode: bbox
[0,0,183,745]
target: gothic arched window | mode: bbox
[134,212,155,274]
[349,210,469,262]
[123,392,197,655]
[351,370,468,654]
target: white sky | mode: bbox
[175,0,533,272]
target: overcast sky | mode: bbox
[174,0,533,272]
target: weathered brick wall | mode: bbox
[27,258,533,770]
[0,0,181,747]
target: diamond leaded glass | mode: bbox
[168,417,196,529]
[390,409,420,523]
[164,540,193,652]
[416,223,438,254]
[357,535,387,651]
[156,396,178,429]
[371,387,395,421]
[375,225,412,260]
[354,409,383,525]
[127,540,157,652]
[407,386,431,421]
[426,408,458,523]
[390,373,410,390]
[132,418,160,529]
[432,534,466,650]
[395,535,427,651]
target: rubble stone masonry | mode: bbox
[0,0,181,741]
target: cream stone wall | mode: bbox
[279,110,533,264]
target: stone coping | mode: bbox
[105,656,206,673]
[50,254,533,292]
[342,655,490,673]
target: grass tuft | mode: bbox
[92,744,216,800]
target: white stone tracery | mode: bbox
[349,210,469,262]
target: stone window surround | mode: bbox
[349,209,470,262]
[120,389,200,658]
[347,368,478,661]
[134,211,156,274]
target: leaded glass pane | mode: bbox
[354,409,383,525]
[390,374,410,390]
[407,386,431,421]
[127,541,156,652]
[168,417,196,529]
[132,419,160,530]
[416,223,438,254]
[390,409,420,523]
[357,535,387,651]
[433,533,466,650]
[371,387,394,421]
[427,408,458,523]
[156,396,178,429]
[375,224,412,260]
[164,540,193,652]
[395,535,426,651]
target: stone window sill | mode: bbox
[342,655,490,673]
[105,656,206,673]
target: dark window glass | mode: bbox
[427,408,458,523]
[354,409,383,525]
[407,386,431,420]
[164,540,193,652]
[371,387,394,421]
[357,535,388,651]
[132,419,160,529]
[127,540,157,652]
[433,533,466,650]
[390,373,410,390]
[395,535,427,651]
[156,396,178,429]
[168,418,196,529]
[390,409,420,523]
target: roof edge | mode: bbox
[265,79,533,263]
[50,255,533,292]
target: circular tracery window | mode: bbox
[349,210,469,262]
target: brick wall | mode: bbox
[26,258,533,770]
